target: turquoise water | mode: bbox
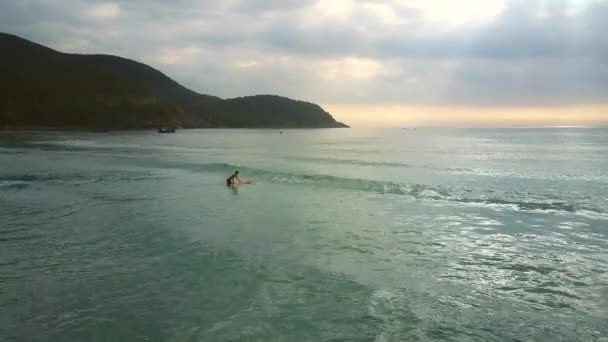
[1,128,607,341]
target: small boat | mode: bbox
[158,127,176,133]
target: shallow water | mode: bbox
[1,128,607,341]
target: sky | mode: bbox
[1,0,607,126]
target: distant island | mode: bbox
[0,33,348,129]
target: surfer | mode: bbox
[226,170,254,186]
[226,170,242,187]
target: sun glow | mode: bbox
[324,104,608,127]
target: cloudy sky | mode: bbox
[2,0,607,126]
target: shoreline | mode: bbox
[0,125,350,132]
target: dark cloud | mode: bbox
[1,0,607,107]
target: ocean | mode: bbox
[1,128,607,341]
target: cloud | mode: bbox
[154,46,203,66]
[236,61,260,69]
[395,0,505,26]
[0,0,607,108]
[321,57,386,80]
[233,0,316,14]
[361,3,405,25]
[85,2,121,20]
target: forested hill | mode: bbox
[0,33,348,129]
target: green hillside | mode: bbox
[0,33,348,129]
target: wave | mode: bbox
[288,156,480,173]
[0,174,64,182]
[3,159,603,217]
[0,171,163,188]
[149,161,448,197]
[153,161,606,216]
[0,180,30,190]
[288,156,413,168]
[285,156,608,182]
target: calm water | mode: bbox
[1,128,607,341]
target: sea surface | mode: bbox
[1,128,607,341]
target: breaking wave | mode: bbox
[153,161,606,216]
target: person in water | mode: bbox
[226,170,242,186]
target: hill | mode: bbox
[0,33,348,129]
